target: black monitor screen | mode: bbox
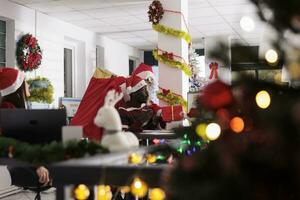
[0,109,66,144]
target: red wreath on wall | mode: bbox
[16,34,42,72]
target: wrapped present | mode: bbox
[161,105,184,122]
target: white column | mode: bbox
[158,0,189,105]
[205,36,232,85]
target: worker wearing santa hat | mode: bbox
[132,63,158,102]
[118,75,164,133]
[0,67,29,108]
[0,67,51,191]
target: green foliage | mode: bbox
[0,137,108,164]
[27,76,54,104]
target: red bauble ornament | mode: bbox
[200,80,233,110]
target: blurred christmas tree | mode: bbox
[162,0,300,199]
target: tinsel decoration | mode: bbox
[153,48,192,77]
[0,137,108,164]
[157,87,188,111]
[152,24,191,44]
[16,34,42,71]
[148,0,164,25]
[27,76,54,104]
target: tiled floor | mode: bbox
[0,188,56,200]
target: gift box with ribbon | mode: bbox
[161,105,184,122]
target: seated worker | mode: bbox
[0,68,51,189]
[118,75,165,133]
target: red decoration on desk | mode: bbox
[161,105,184,122]
[209,62,219,79]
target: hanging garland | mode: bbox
[16,34,42,72]
[157,87,188,111]
[148,0,191,44]
[27,76,54,104]
[153,48,192,77]
[152,24,191,44]
[148,0,164,24]
[0,137,108,164]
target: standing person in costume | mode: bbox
[118,75,165,133]
[0,68,51,189]
[132,63,166,126]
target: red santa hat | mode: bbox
[126,75,147,95]
[133,63,155,81]
[0,68,25,96]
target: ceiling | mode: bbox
[9,0,266,50]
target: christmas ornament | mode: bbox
[16,34,42,71]
[97,185,112,200]
[196,123,208,140]
[230,117,245,133]
[27,76,54,104]
[128,153,143,164]
[149,188,166,200]
[73,184,90,200]
[205,123,221,141]
[209,62,219,79]
[200,80,233,110]
[148,0,164,24]
[255,90,271,109]
[146,154,157,164]
[131,178,148,198]
[153,48,192,76]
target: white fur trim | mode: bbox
[118,103,146,111]
[127,80,147,94]
[137,71,154,80]
[1,70,25,96]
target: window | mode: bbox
[0,20,6,67]
[64,48,73,97]
[129,59,135,75]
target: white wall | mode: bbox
[97,36,142,76]
[0,0,142,105]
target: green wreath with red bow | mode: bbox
[16,34,42,72]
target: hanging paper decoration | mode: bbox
[209,62,219,79]
[148,0,164,24]
[16,34,42,71]
[157,87,188,111]
[153,48,192,76]
[152,24,191,44]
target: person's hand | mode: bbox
[36,166,50,186]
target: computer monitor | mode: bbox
[0,109,66,144]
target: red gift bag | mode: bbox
[161,105,184,122]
